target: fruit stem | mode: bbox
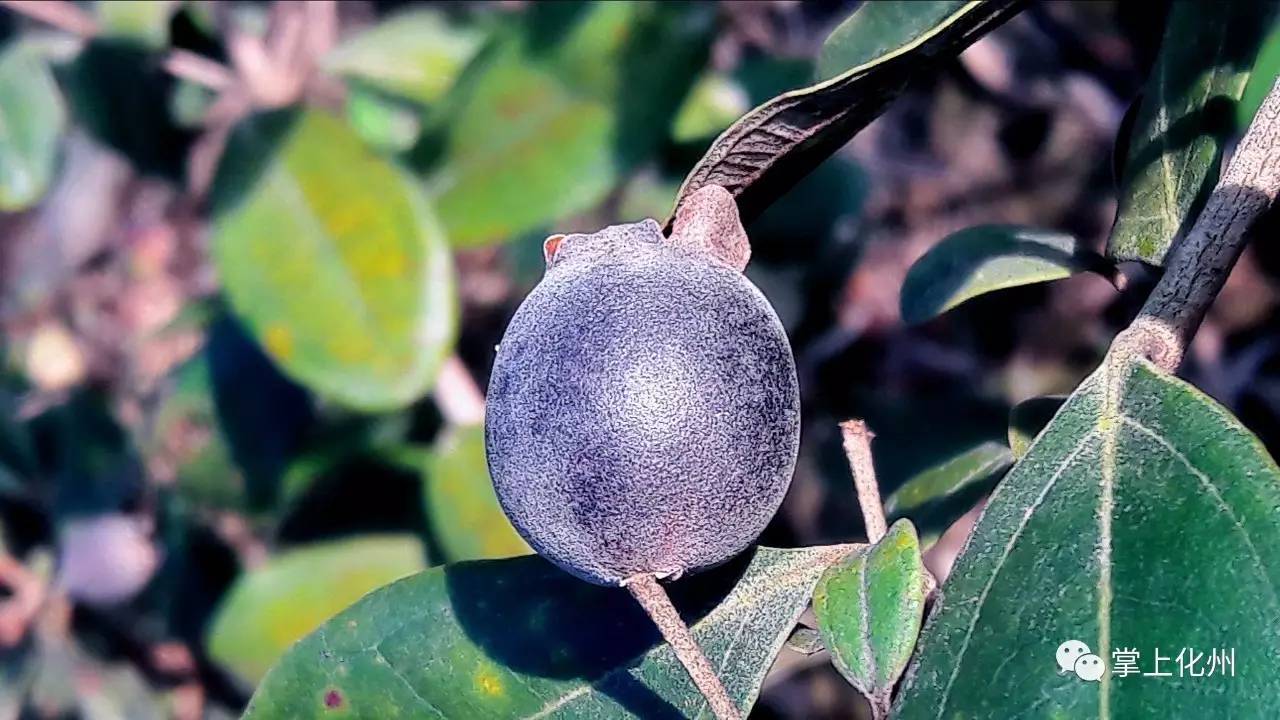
[840,419,887,543]
[625,573,742,720]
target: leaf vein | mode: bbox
[932,429,1099,720]
[1120,415,1280,611]
[369,645,449,719]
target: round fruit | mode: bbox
[485,215,800,586]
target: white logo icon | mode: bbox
[1057,640,1106,681]
[1074,653,1105,681]
[1056,639,1091,674]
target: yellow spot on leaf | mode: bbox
[264,325,294,359]
[475,668,504,697]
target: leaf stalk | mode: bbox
[625,573,742,720]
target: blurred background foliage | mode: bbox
[0,0,1277,718]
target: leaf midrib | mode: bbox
[931,359,1280,719]
[524,546,850,718]
[280,546,852,720]
[270,162,391,361]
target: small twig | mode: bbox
[0,552,46,647]
[185,88,252,198]
[435,355,487,427]
[840,419,887,543]
[213,511,268,570]
[626,573,741,720]
[151,642,204,720]
[71,602,249,709]
[0,0,97,36]
[162,49,237,92]
[301,0,338,63]
[227,0,326,109]
[1120,77,1280,371]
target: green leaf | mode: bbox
[147,354,244,510]
[431,2,712,246]
[0,383,37,479]
[208,535,426,685]
[95,0,176,48]
[1238,19,1280,131]
[170,79,217,129]
[242,545,852,719]
[34,390,142,519]
[422,427,532,563]
[206,315,313,510]
[537,0,634,98]
[609,1,716,169]
[671,0,1020,226]
[900,225,1104,324]
[816,1,968,82]
[672,73,747,144]
[58,39,194,179]
[278,416,414,509]
[344,86,422,153]
[814,521,926,717]
[894,355,1280,718]
[427,2,636,248]
[785,626,826,656]
[1008,394,1067,459]
[884,442,1012,539]
[748,155,867,255]
[1107,1,1278,265]
[617,173,680,226]
[322,10,483,106]
[211,110,456,411]
[0,41,66,211]
[433,50,616,247]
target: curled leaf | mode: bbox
[900,225,1108,324]
[885,442,1013,542]
[670,0,1021,226]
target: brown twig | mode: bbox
[435,355,487,427]
[0,0,97,36]
[1119,77,1280,371]
[228,0,337,109]
[840,419,887,543]
[626,573,741,720]
[162,49,237,92]
[0,552,46,647]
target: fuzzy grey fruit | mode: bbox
[485,189,800,586]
